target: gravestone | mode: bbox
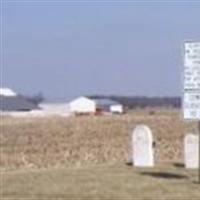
[184,134,199,169]
[132,125,154,167]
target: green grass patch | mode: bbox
[1,164,200,200]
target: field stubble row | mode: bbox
[0,109,197,170]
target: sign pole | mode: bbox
[198,121,200,183]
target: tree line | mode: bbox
[88,95,181,109]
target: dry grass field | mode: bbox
[1,108,200,199]
[0,108,197,170]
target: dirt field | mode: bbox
[0,108,198,170]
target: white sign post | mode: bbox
[183,41,200,183]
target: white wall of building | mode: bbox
[2,105,71,117]
[1,110,47,118]
[39,103,70,116]
[69,97,96,113]
[110,104,123,114]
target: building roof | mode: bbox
[0,95,39,111]
[69,96,95,104]
[92,98,121,106]
[0,88,17,96]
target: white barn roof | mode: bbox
[0,88,17,96]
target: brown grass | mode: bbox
[0,108,198,170]
[1,108,200,199]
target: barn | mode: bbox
[0,88,39,114]
[69,96,96,114]
[69,96,123,115]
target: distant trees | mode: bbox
[88,95,181,109]
[22,93,182,108]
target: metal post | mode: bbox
[198,121,200,183]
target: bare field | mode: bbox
[0,108,198,171]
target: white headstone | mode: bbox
[184,134,199,169]
[132,125,154,167]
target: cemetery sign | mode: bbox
[183,42,200,120]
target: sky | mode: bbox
[1,0,200,100]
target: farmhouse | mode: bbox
[69,96,123,114]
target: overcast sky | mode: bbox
[2,1,200,100]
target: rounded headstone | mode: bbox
[132,125,154,167]
[184,134,199,169]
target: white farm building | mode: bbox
[39,102,70,116]
[69,96,123,115]
[69,97,96,114]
